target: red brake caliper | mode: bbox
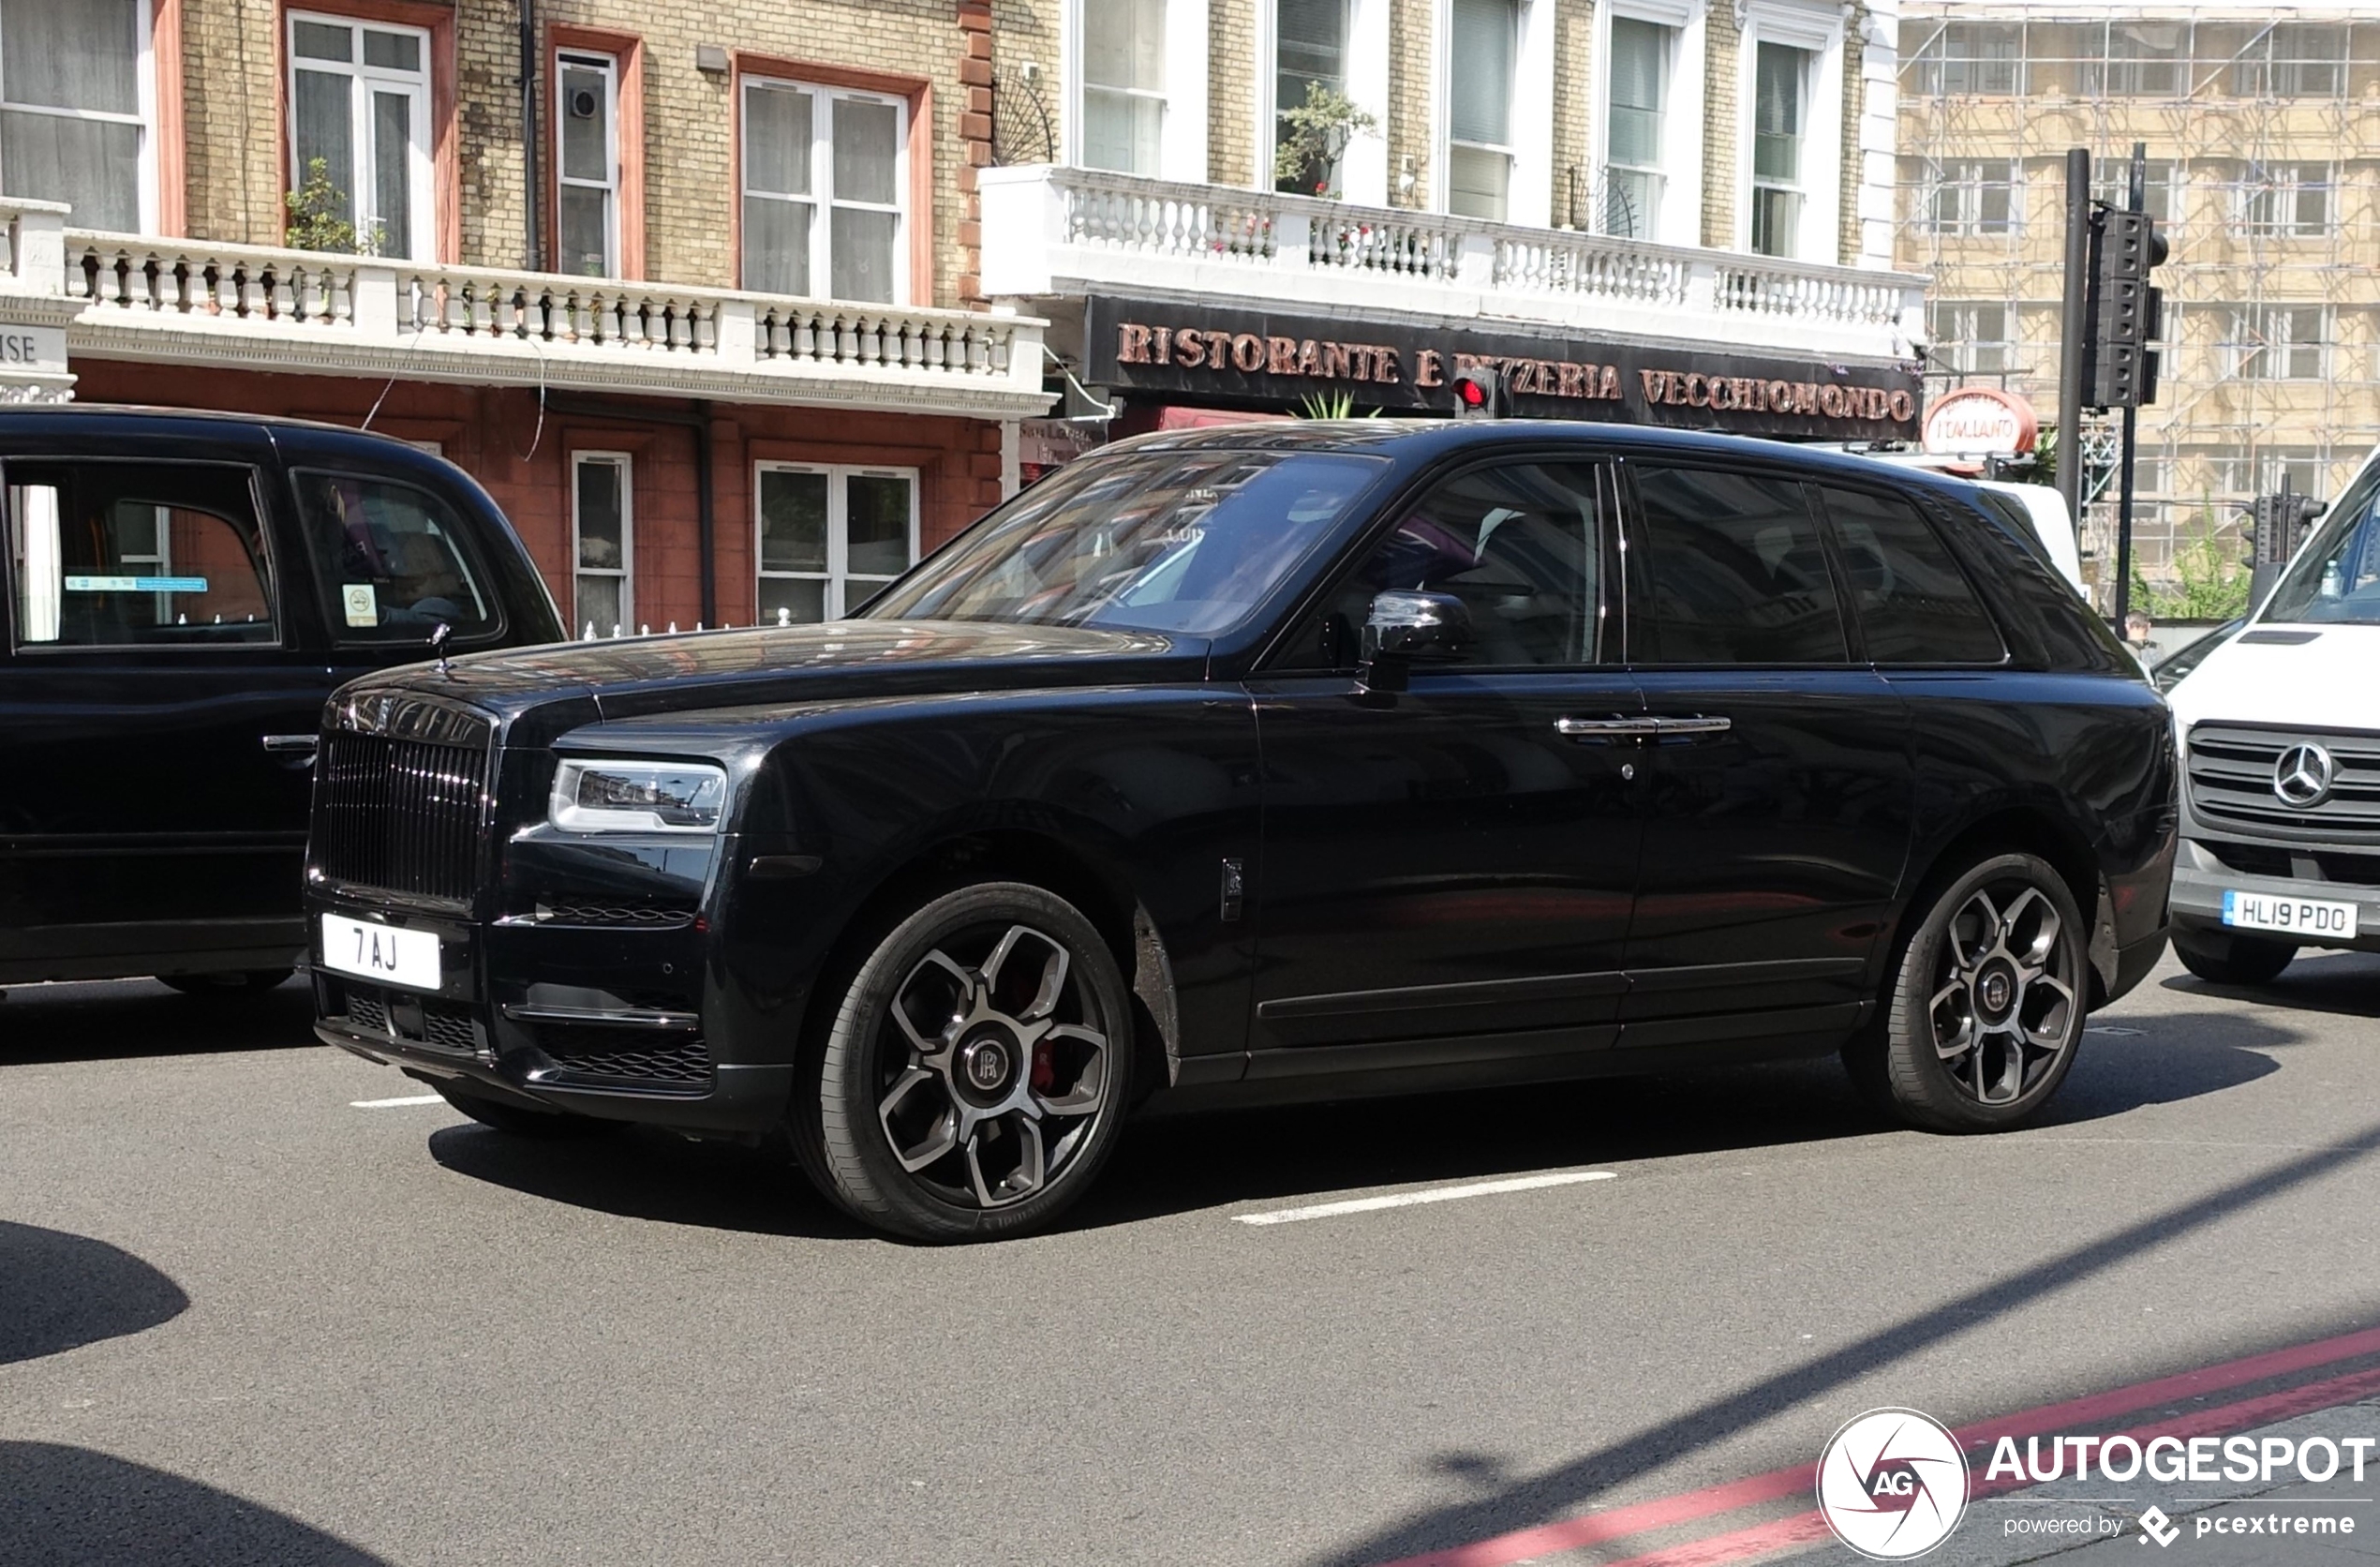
[1030,1038,1056,1095]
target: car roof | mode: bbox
[0,402,409,444]
[1101,419,1978,499]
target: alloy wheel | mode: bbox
[873,921,1113,1208]
[1928,880,2079,1107]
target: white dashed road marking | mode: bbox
[350,1094,446,1110]
[1233,1170,1616,1226]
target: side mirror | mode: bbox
[1360,590,1473,694]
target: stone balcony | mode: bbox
[0,200,1049,419]
[979,165,1928,362]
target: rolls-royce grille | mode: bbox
[316,732,490,902]
[2188,725,2380,842]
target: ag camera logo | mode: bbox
[1817,1409,1970,1560]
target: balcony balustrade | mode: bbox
[980,165,1926,360]
[0,199,1049,419]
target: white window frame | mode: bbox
[0,0,158,233]
[1737,0,1843,263]
[1591,0,1703,246]
[2227,305,2328,382]
[286,9,435,261]
[1064,0,1209,183]
[2233,161,2330,238]
[554,49,619,277]
[1921,158,2020,237]
[753,462,920,623]
[739,75,910,305]
[1260,0,1391,201]
[571,451,632,637]
[1433,0,1554,226]
[1929,301,2015,375]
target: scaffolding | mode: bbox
[1897,3,2380,606]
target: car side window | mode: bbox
[1306,462,1606,669]
[1629,465,1847,665]
[1816,485,2005,664]
[293,470,498,644]
[6,461,277,649]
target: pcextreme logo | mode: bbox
[1816,1409,1970,1560]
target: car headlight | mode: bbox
[549,759,727,834]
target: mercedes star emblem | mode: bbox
[2273,742,2336,809]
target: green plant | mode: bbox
[2027,425,2058,488]
[1273,82,1378,198]
[2132,509,2253,620]
[1295,389,1378,419]
[284,157,359,253]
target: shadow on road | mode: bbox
[2162,946,2380,1020]
[1078,1006,2296,1230]
[0,1221,188,1366]
[0,978,317,1066]
[424,1124,870,1241]
[0,1443,388,1566]
[421,995,2301,1243]
[1306,1116,2380,1566]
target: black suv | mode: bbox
[0,408,559,992]
[308,424,2175,1240]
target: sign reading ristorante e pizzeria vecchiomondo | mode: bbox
[1083,296,1922,439]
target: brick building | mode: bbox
[1897,2,2380,606]
[0,0,1046,634]
[0,0,1940,628]
[978,0,1929,444]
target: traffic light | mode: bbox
[2085,207,2168,410]
[2245,482,2326,608]
[2247,487,2324,567]
[1452,365,1509,419]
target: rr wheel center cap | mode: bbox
[959,1035,1014,1096]
[1975,964,2016,1022]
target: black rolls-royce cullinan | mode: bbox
[309,423,2176,1241]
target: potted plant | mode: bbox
[1274,82,1377,199]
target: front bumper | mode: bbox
[2171,837,2380,953]
[305,887,792,1133]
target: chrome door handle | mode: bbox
[1556,717,1660,740]
[1649,716,1732,739]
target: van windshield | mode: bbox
[2261,458,2380,626]
[860,449,1388,635]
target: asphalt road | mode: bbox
[4,948,2379,1567]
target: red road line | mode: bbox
[1378,1322,2380,1567]
[1594,1359,2380,1567]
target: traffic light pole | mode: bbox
[2056,148,2091,551]
[2113,144,2145,629]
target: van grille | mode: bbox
[2187,724,2380,843]
[314,710,493,903]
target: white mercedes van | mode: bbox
[2164,452,2380,983]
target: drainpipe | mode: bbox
[520,0,540,269]
[543,394,719,626]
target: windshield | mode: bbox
[860,449,1389,635]
[2262,455,2380,625]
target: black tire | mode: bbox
[1848,852,2089,1133]
[434,1083,622,1139]
[156,969,293,997]
[792,881,1134,1243]
[2172,926,2297,986]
